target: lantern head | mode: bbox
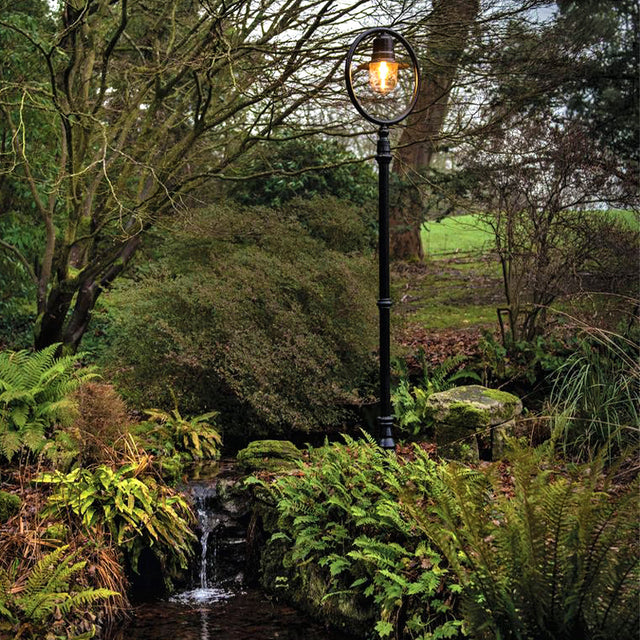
[368,34,399,95]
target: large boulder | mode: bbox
[426,385,523,461]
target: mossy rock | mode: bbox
[237,439,303,473]
[427,385,523,429]
[259,537,373,638]
[435,424,480,462]
[0,490,21,523]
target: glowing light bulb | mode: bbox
[368,60,399,94]
[368,35,400,95]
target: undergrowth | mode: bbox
[392,354,481,438]
[0,344,95,462]
[406,445,639,640]
[39,460,196,575]
[251,436,639,640]
[249,434,463,640]
[549,325,639,459]
[0,545,116,640]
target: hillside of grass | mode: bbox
[422,210,638,256]
[403,210,637,336]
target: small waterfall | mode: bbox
[195,497,223,590]
[171,462,248,605]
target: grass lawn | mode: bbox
[399,210,636,335]
[421,214,493,256]
[393,254,503,334]
[421,210,637,256]
[394,215,502,334]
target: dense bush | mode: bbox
[66,381,132,467]
[228,137,377,208]
[101,201,378,443]
[40,463,195,575]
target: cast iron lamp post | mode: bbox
[345,28,420,449]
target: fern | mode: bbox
[406,445,640,640]
[0,545,117,640]
[392,354,481,438]
[40,464,196,574]
[0,344,95,461]
[253,437,463,639]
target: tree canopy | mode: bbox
[0,0,637,348]
[0,0,373,350]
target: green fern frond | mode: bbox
[0,345,94,461]
[58,588,118,617]
[404,444,639,640]
[0,429,22,462]
[22,545,75,602]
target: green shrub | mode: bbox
[0,544,117,640]
[228,137,377,208]
[141,402,221,461]
[409,445,639,640]
[40,464,195,574]
[101,204,377,442]
[250,435,463,639]
[0,344,95,461]
[286,196,377,252]
[0,215,40,351]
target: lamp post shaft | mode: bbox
[376,125,394,450]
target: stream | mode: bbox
[104,462,354,640]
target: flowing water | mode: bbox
[104,463,354,640]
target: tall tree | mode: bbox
[390,0,479,260]
[556,0,639,171]
[384,0,639,261]
[0,0,370,351]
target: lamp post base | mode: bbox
[378,416,395,450]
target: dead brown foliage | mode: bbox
[68,382,131,466]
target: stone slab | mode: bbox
[426,385,523,429]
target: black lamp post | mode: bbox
[345,28,420,450]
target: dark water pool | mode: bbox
[104,589,355,640]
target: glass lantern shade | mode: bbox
[368,60,399,94]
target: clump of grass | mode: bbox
[549,324,639,459]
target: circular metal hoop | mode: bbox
[345,27,421,127]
